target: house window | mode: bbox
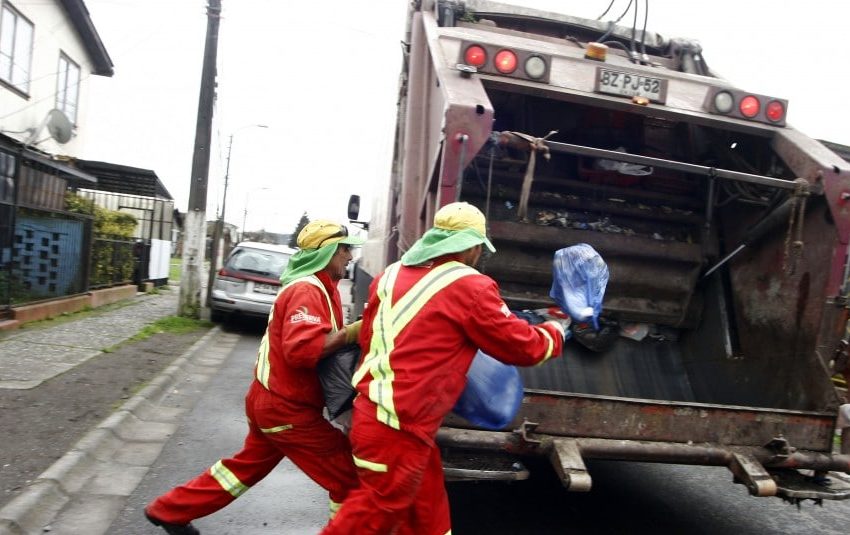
[0,3,33,94]
[56,54,80,124]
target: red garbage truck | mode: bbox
[348,0,850,504]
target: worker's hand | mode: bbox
[344,319,363,345]
[537,307,571,340]
[542,319,570,341]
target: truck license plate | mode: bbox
[595,67,667,103]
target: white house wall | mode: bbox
[0,0,94,156]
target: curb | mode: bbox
[0,326,222,535]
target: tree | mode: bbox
[289,212,310,248]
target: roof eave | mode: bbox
[60,0,114,77]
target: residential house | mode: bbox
[0,0,113,314]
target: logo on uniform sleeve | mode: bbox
[290,306,321,324]
[499,302,511,318]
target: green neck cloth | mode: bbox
[401,227,496,266]
[280,243,337,285]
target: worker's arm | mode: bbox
[277,283,339,368]
[462,276,564,366]
[320,319,362,357]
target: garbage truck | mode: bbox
[347,0,850,504]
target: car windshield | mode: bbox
[224,247,291,279]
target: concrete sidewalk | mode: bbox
[0,284,230,534]
[0,288,179,389]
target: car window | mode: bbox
[225,247,291,279]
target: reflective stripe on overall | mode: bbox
[351,261,476,429]
[255,275,339,388]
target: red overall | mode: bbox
[146,271,358,524]
[322,257,563,535]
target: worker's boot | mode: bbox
[144,508,201,535]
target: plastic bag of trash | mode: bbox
[549,244,609,329]
[317,344,360,420]
[595,146,654,176]
[452,350,524,430]
[573,318,619,352]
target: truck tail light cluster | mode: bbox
[458,41,551,83]
[706,88,788,126]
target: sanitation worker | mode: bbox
[145,220,363,535]
[322,202,568,535]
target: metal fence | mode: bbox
[0,151,15,314]
[77,190,174,285]
[89,237,135,289]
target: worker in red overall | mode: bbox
[322,202,568,535]
[145,220,364,535]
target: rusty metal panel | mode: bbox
[483,220,704,325]
[488,220,704,262]
[18,166,66,211]
[498,391,836,451]
[726,200,841,411]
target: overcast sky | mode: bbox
[82,0,850,236]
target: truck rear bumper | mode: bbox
[437,426,850,501]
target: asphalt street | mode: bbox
[3,279,850,534]
[110,328,330,535]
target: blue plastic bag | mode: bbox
[452,350,523,430]
[549,244,609,329]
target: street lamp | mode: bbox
[206,124,268,306]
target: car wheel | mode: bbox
[210,308,226,323]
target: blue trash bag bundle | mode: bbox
[452,350,524,430]
[549,243,609,329]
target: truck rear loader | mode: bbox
[349,0,850,504]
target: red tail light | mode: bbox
[765,100,785,122]
[739,95,760,118]
[458,41,550,83]
[494,49,518,74]
[706,88,788,126]
[464,45,487,67]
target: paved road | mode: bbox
[112,323,850,535]
[4,278,850,534]
[109,325,330,534]
[448,460,850,534]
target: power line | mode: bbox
[596,0,616,20]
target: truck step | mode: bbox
[442,452,529,482]
[771,469,850,505]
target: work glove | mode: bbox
[344,319,362,345]
[535,306,571,341]
[543,319,571,341]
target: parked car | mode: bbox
[209,241,295,322]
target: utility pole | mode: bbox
[205,133,233,305]
[205,124,267,306]
[178,0,221,318]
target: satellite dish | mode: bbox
[45,109,73,144]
